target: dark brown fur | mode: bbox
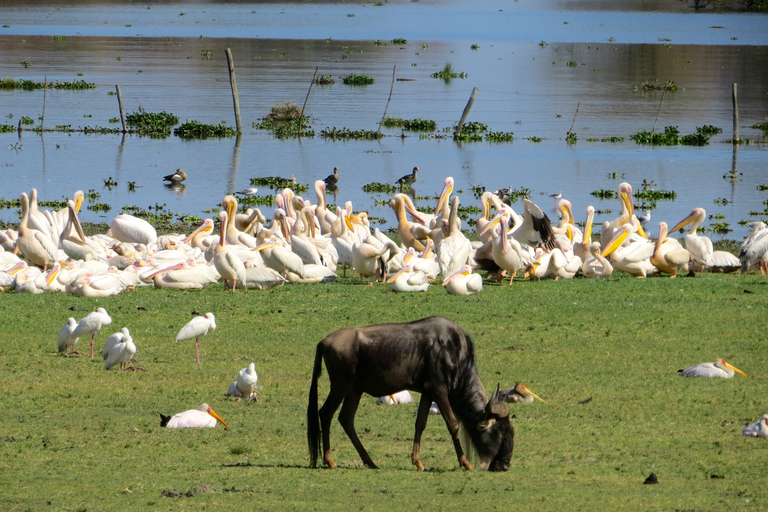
[307,316,514,471]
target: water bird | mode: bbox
[397,166,419,187]
[57,317,81,355]
[160,403,228,428]
[235,187,258,196]
[636,209,652,229]
[235,362,261,402]
[743,414,768,438]
[499,383,545,404]
[549,191,562,206]
[739,221,768,274]
[162,168,187,183]
[103,327,142,371]
[73,307,113,359]
[176,313,216,365]
[678,359,746,378]
[323,167,340,186]
[377,390,414,405]
[441,264,483,295]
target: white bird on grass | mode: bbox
[176,312,216,365]
[377,390,414,405]
[678,359,746,378]
[743,415,768,438]
[57,317,81,355]
[103,328,142,371]
[234,363,262,402]
[160,403,228,428]
[72,307,112,359]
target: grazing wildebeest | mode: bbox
[307,316,514,471]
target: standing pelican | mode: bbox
[743,415,768,438]
[163,168,187,183]
[668,208,712,273]
[479,209,525,284]
[236,363,261,402]
[214,211,246,290]
[678,359,746,378]
[160,403,228,428]
[17,192,58,270]
[437,196,472,278]
[72,307,113,359]
[739,222,768,274]
[441,264,483,295]
[176,312,216,365]
[351,236,399,285]
[57,317,81,355]
[389,194,427,252]
[499,383,545,404]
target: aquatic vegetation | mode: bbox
[392,38,407,45]
[342,74,375,85]
[266,102,302,122]
[0,78,95,90]
[320,127,382,140]
[363,182,398,194]
[173,120,237,138]
[126,110,179,130]
[485,131,515,142]
[87,203,112,213]
[566,132,578,144]
[374,40,386,46]
[529,136,542,143]
[635,79,677,92]
[200,49,213,59]
[315,75,335,85]
[0,124,15,133]
[431,63,467,80]
[381,117,404,128]
[103,177,118,189]
[403,119,437,131]
[634,188,676,201]
[591,189,617,199]
[630,125,719,146]
[714,197,730,206]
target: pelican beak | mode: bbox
[207,407,228,428]
[187,221,212,240]
[402,199,426,224]
[252,241,279,252]
[526,387,545,403]
[621,189,635,217]
[600,227,629,258]
[725,362,747,377]
[478,213,504,237]
[435,181,454,215]
[668,212,696,235]
[387,266,409,283]
[46,266,60,285]
[344,214,355,232]
[389,395,397,404]
[74,193,84,213]
[566,224,573,242]
[635,222,648,240]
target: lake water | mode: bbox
[1,0,767,240]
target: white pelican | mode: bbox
[235,187,258,196]
[389,194,427,252]
[323,166,339,186]
[222,196,258,248]
[240,261,286,289]
[678,359,746,378]
[176,312,216,365]
[160,403,228,428]
[235,208,266,236]
[110,214,158,245]
[235,363,261,402]
[601,182,647,245]
[351,236,399,285]
[214,211,246,291]
[476,192,504,243]
[600,224,656,278]
[668,208,712,273]
[510,199,556,251]
[163,168,187,183]
[437,195,472,278]
[651,222,691,278]
[313,180,335,234]
[499,383,545,404]
[743,415,768,438]
[377,390,414,405]
[58,317,81,355]
[441,264,483,295]
[17,192,58,270]
[145,260,218,289]
[739,222,768,274]
[396,166,418,187]
[186,218,216,250]
[103,328,141,371]
[581,242,613,278]
[73,307,113,359]
[573,206,595,262]
[387,263,429,292]
[694,250,741,274]
[479,209,525,284]
[60,200,107,261]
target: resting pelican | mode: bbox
[573,206,595,262]
[103,328,141,371]
[668,208,712,273]
[397,166,419,187]
[678,359,746,378]
[651,222,691,278]
[441,264,483,295]
[600,224,655,278]
[323,166,339,186]
[387,263,429,292]
[61,200,106,262]
[581,242,613,278]
[222,195,258,248]
[58,317,81,355]
[163,168,187,183]
[176,312,216,365]
[743,415,768,438]
[160,403,228,428]
[235,363,261,402]
[377,390,414,405]
[214,211,246,291]
[739,222,768,274]
[186,218,216,250]
[499,383,545,404]
[73,307,112,359]
[17,192,57,270]
[110,214,158,245]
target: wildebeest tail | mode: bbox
[307,342,324,468]
[160,414,171,427]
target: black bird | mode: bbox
[397,166,419,187]
[163,168,187,183]
[324,167,339,186]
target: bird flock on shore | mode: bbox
[4,170,768,432]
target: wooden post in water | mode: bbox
[300,67,319,128]
[115,85,127,133]
[41,76,47,132]
[651,87,667,136]
[732,83,739,143]
[225,49,242,134]
[378,63,397,134]
[454,87,479,139]
[567,101,580,139]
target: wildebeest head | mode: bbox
[472,385,515,471]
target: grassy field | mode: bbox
[1,272,767,511]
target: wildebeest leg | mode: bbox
[433,390,473,471]
[338,390,378,468]
[318,390,346,469]
[411,394,433,471]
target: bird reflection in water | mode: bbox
[165,182,187,196]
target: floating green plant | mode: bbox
[0,78,95,90]
[529,136,542,143]
[591,189,616,199]
[402,119,437,131]
[714,197,730,206]
[173,120,237,138]
[635,79,677,92]
[566,132,578,144]
[315,75,335,85]
[126,110,179,131]
[392,38,407,45]
[381,117,404,128]
[21,116,34,125]
[342,74,374,85]
[634,188,676,201]
[431,63,467,80]
[630,125,719,146]
[363,182,398,194]
[485,131,515,142]
[87,203,112,213]
[103,177,118,188]
[320,127,382,140]
[374,40,386,47]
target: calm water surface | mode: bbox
[1,1,766,240]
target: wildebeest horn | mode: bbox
[485,384,510,418]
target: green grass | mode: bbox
[1,274,768,510]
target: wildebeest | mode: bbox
[307,316,514,471]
